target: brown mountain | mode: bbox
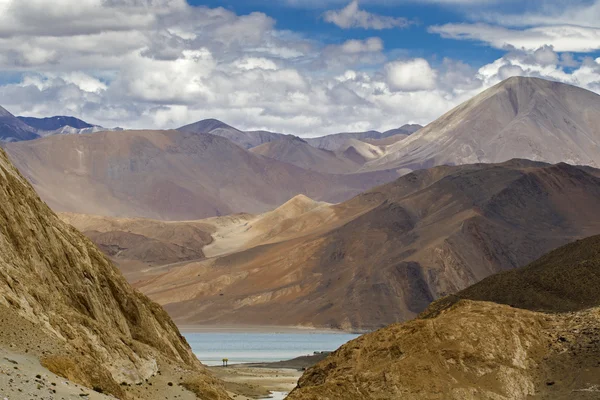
[3,129,400,220]
[59,212,218,282]
[0,147,228,398]
[81,160,600,331]
[287,235,600,400]
[365,77,600,172]
[250,136,362,174]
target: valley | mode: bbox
[3,74,600,400]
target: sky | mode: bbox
[0,0,599,136]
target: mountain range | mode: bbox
[63,159,600,330]
[305,124,421,152]
[3,75,600,398]
[4,129,400,220]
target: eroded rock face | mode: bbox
[288,300,600,400]
[0,147,228,398]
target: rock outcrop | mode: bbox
[288,235,600,399]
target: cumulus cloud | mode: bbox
[323,0,413,30]
[429,23,600,52]
[385,59,437,91]
[0,0,600,136]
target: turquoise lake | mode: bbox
[183,332,360,366]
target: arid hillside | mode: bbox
[250,136,362,174]
[3,129,399,220]
[0,146,228,399]
[287,234,600,400]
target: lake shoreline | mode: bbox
[184,329,361,399]
[178,324,367,334]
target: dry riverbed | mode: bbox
[210,365,301,399]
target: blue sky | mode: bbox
[194,0,506,66]
[0,0,599,135]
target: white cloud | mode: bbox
[340,37,383,53]
[385,59,438,91]
[0,0,600,137]
[323,0,412,30]
[476,0,600,29]
[234,57,279,71]
[429,23,600,52]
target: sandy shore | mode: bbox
[178,325,362,398]
[178,324,358,334]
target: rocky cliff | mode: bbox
[0,146,228,399]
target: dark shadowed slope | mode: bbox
[425,234,600,316]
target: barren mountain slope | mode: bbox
[0,147,228,399]
[250,136,362,174]
[365,77,600,172]
[288,301,600,400]
[135,160,600,330]
[3,129,400,220]
[60,195,335,282]
[288,235,600,400]
[362,133,410,146]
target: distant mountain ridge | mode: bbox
[364,77,600,172]
[0,105,40,141]
[178,119,289,149]
[305,124,422,152]
[0,107,122,142]
[250,135,364,174]
[18,115,94,131]
[4,129,400,220]
[178,118,421,150]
